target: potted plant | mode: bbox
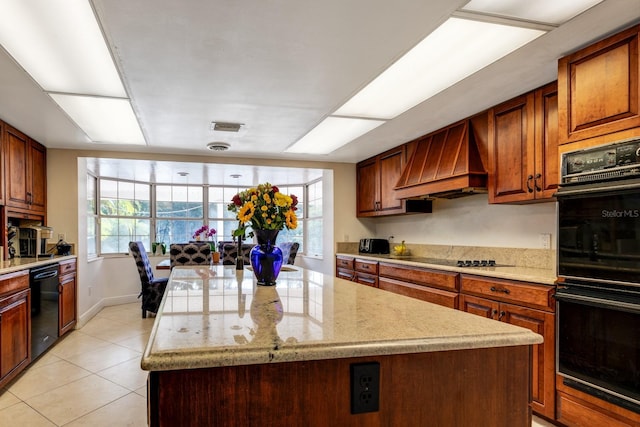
[192,225,219,263]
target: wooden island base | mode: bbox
[148,345,531,427]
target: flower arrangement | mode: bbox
[228,182,298,237]
[192,225,217,250]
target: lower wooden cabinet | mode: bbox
[0,271,31,389]
[378,262,459,309]
[58,259,77,336]
[460,275,556,420]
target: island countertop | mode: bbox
[141,265,542,372]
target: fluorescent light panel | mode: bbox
[50,94,145,145]
[286,117,385,154]
[0,0,125,97]
[0,0,145,145]
[334,17,545,119]
[462,0,604,25]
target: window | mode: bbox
[99,179,151,253]
[305,180,323,257]
[156,185,204,244]
[95,179,322,257]
[87,174,98,258]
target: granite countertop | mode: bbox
[337,252,557,285]
[0,255,77,274]
[141,265,542,372]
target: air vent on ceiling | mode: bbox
[210,122,243,132]
[207,142,231,151]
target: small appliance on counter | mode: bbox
[359,238,390,254]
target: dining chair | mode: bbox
[279,242,300,265]
[169,242,212,269]
[219,241,254,265]
[129,241,169,318]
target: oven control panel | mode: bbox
[562,138,640,184]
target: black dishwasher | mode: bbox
[30,264,59,359]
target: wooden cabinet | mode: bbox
[558,24,640,145]
[58,259,77,336]
[378,262,458,309]
[356,145,431,217]
[0,270,30,389]
[460,274,555,419]
[335,256,379,287]
[488,82,558,203]
[4,124,47,214]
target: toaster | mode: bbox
[359,238,390,254]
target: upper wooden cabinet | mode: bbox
[4,124,47,214]
[488,82,558,203]
[356,145,431,217]
[558,24,640,145]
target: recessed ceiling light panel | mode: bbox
[210,122,243,132]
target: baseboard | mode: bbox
[76,294,139,329]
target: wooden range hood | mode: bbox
[395,114,489,199]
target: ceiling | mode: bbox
[0,0,639,179]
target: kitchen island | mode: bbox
[142,265,542,426]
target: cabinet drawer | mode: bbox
[379,263,458,292]
[336,256,354,270]
[355,272,378,288]
[355,259,378,275]
[379,277,458,309]
[0,270,29,297]
[336,268,355,281]
[460,275,554,311]
[59,259,77,275]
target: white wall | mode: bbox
[373,193,557,249]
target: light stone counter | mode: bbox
[0,255,77,274]
[141,265,542,372]
[337,252,557,285]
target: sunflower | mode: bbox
[285,210,298,229]
[237,201,255,224]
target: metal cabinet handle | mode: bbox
[534,173,542,192]
[491,309,498,318]
[490,286,510,295]
[526,175,534,193]
[498,310,506,320]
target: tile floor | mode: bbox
[0,302,558,426]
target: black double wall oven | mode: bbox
[556,138,640,413]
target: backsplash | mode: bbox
[336,242,555,271]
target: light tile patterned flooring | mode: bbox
[0,303,152,426]
[0,302,558,426]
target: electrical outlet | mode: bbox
[350,362,380,414]
[539,233,551,249]
[58,233,66,241]
[88,286,92,296]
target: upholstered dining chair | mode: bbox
[279,242,300,265]
[169,242,212,269]
[129,241,169,318]
[219,241,254,265]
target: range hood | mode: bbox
[394,114,488,199]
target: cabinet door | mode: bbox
[488,93,536,203]
[4,125,31,209]
[59,274,77,336]
[336,268,354,281]
[28,141,47,213]
[0,289,30,386]
[500,302,555,419]
[558,24,640,144]
[533,82,559,199]
[378,147,405,213]
[459,294,499,319]
[356,158,378,216]
[354,272,378,288]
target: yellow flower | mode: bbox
[262,212,268,218]
[263,193,271,204]
[251,194,258,202]
[274,192,292,207]
[261,205,268,211]
[285,210,298,229]
[238,201,255,224]
[266,219,272,225]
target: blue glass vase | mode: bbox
[250,229,283,286]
